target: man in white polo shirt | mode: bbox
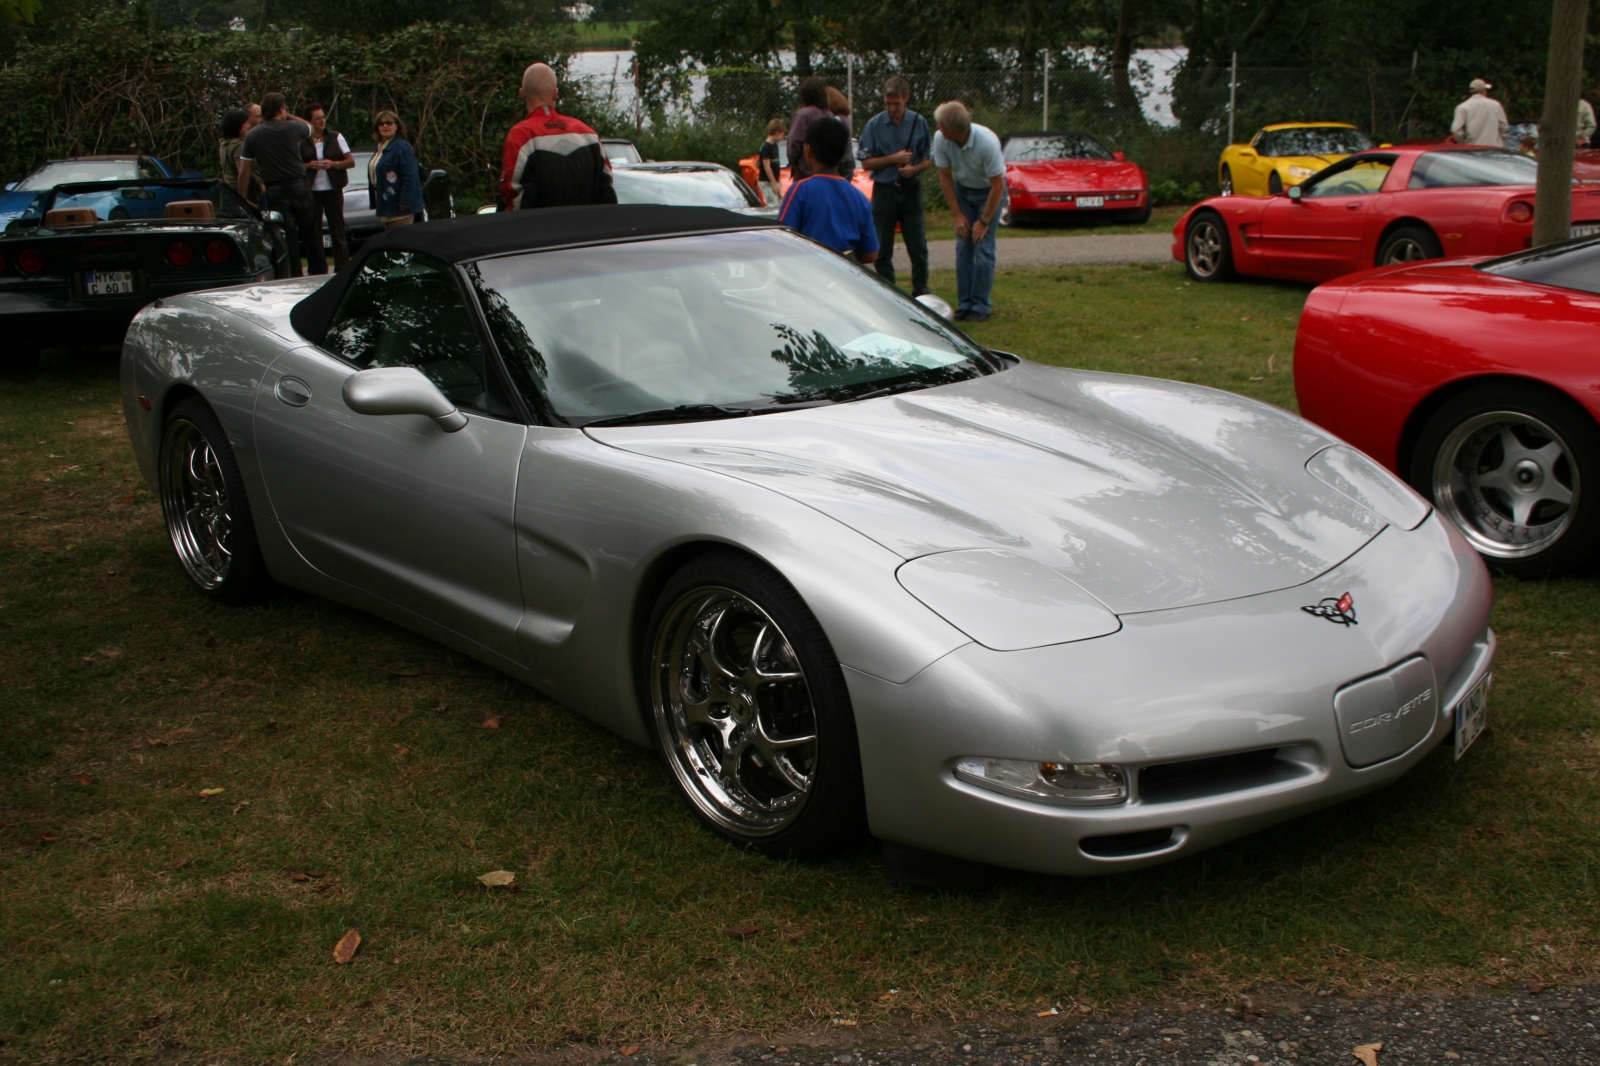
[932,100,1006,322]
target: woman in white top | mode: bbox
[302,101,355,273]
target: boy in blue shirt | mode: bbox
[778,117,878,264]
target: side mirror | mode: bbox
[342,367,468,432]
[262,209,285,224]
[915,292,954,321]
[1113,151,1126,161]
[1287,185,1303,200]
[3,181,15,192]
[427,168,448,183]
[1237,148,1256,158]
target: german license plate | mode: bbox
[1076,195,1105,208]
[1571,223,1600,239]
[1454,674,1490,760]
[83,270,135,296]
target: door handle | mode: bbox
[1345,203,1362,210]
[275,376,312,407]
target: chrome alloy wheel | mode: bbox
[159,418,234,589]
[1219,166,1234,196]
[1187,218,1226,276]
[1433,411,1579,559]
[651,586,819,836]
[1381,236,1432,265]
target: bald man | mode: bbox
[499,62,617,210]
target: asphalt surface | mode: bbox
[368,983,1597,1066]
[919,232,1174,271]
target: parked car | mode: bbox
[1,177,276,371]
[327,148,454,254]
[608,162,776,218]
[737,142,877,208]
[1218,123,1375,196]
[999,131,1150,225]
[120,204,1494,878]
[1,155,194,227]
[1175,145,1600,284]
[1295,235,1600,576]
[602,139,644,165]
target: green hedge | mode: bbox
[0,11,575,201]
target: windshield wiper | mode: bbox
[583,403,760,428]
[848,380,937,403]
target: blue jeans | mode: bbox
[955,183,1003,314]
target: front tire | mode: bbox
[1219,165,1234,196]
[1268,170,1284,195]
[158,397,274,603]
[1184,211,1234,282]
[1378,225,1443,266]
[1410,383,1600,577]
[646,549,867,859]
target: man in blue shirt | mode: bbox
[932,100,1007,321]
[858,76,933,296]
[779,117,879,264]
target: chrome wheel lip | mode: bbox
[1381,237,1431,265]
[1432,410,1579,560]
[1187,219,1224,276]
[159,418,234,590]
[651,585,819,837]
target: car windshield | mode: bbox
[45,180,253,219]
[467,228,999,424]
[604,141,643,164]
[348,152,373,189]
[1004,134,1113,162]
[1255,128,1373,157]
[611,167,760,209]
[1408,150,1539,189]
[17,158,161,191]
[1478,235,1600,295]
[1302,156,1394,197]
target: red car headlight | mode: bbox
[1506,201,1534,224]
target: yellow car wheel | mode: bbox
[1220,165,1234,196]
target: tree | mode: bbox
[1,0,42,22]
[1533,0,1588,246]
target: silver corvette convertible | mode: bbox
[121,205,1495,877]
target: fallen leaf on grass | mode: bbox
[39,832,57,844]
[723,923,761,940]
[231,801,250,815]
[146,738,169,747]
[198,788,224,797]
[477,870,516,888]
[619,1045,640,1057]
[393,744,409,756]
[121,495,134,504]
[73,772,92,786]
[333,929,361,964]
[312,878,339,893]
[482,716,500,729]
[1037,1007,1060,1017]
[832,1018,858,1028]
[291,873,311,882]
[385,663,423,677]
[1351,1042,1383,1066]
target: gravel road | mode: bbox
[917,233,1174,271]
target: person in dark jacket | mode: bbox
[785,76,832,182]
[499,62,616,210]
[369,110,423,229]
[239,92,315,276]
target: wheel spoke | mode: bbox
[1540,479,1574,507]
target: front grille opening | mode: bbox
[1139,746,1311,804]
[1080,827,1175,857]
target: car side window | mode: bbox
[1254,132,1277,156]
[1302,157,1393,198]
[323,250,489,412]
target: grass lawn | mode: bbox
[3,266,1597,1063]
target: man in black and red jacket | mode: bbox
[499,63,618,211]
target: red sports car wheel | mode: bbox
[1413,384,1600,576]
[1185,212,1234,282]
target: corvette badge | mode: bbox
[1303,592,1358,626]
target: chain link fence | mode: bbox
[573,58,1422,199]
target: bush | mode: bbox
[1148,178,1208,207]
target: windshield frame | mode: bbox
[17,158,161,192]
[1003,133,1114,163]
[459,228,1006,428]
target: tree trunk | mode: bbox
[792,12,812,78]
[1020,0,1037,120]
[1111,0,1141,119]
[1533,0,1588,246]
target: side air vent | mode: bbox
[1139,746,1315,804]
[1079,827,1176,857]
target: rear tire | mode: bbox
[645,549,867,860]
[158,397,274,603]
[1409,382,1600,577]
[1378,225,1443,267]
[1219,165,1234,196]
[1184,211,1234,282]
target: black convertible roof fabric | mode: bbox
[290,204,776,345]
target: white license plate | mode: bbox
[1076,195,1105,208]
[323,234,333,249]
[1454,674,1490,760]
[1571,223,1600,239]
[83,270,135,296]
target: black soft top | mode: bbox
[290,204,777,345]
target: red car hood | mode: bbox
[1006,159,1146,193]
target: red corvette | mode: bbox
[1174,145,1600,284]
[1294,236,1600,576]
[1000,131,1150,225]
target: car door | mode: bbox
[1259,155,1395,278]
[253,249,529,660]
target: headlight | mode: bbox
[1306,444,1431,530]
[1286,165,1316,180]
[954,757,1128,807]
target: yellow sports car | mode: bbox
[1218,122,1375,196]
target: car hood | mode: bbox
[1006,159,1146,192]
[1274,154,1346,169]
[592,363,1388,615]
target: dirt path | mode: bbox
[917,233,1175,272]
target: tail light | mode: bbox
[0,252,6,273]
[166,241,194,266]
[1507,201,1534,224]
[204,239,232,265]
[18,248,45,274]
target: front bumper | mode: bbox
[848,511,1494,876]
[1009,190,1148,215]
